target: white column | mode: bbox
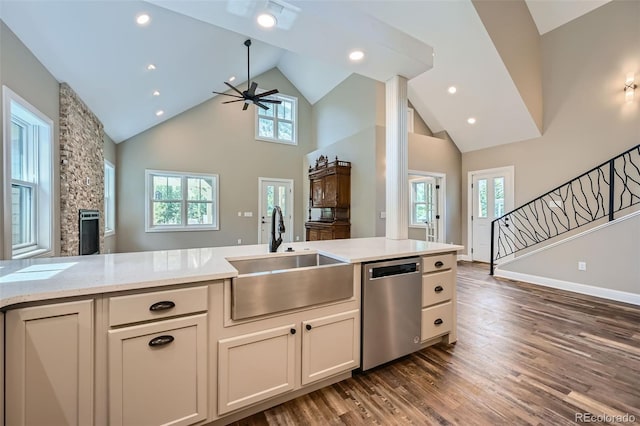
[385,75,409,240]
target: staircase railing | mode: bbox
[490,144,640,275]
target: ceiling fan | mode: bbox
[213,39,282,111]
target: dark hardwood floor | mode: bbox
[232,262,640,425]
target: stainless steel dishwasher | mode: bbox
[361,257,422,370]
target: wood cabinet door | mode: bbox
[108,314,208,426]
[307,228,320,241]
[323,174,338,206]
[301,310,359,385]
[319,229,334,240]
[6,300,94,426]
[218,325,296,415]
[311,179,324,207]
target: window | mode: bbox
[145,170,219,232]
[3,86,53,259]
[255,93,297,145]
[104,160,115,235]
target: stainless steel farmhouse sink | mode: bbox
[229,253,354,320]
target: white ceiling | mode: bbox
[0,0,607,152]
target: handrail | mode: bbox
[490,143,640,275]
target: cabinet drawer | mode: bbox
[109,286,208,327]
[421,302,453,341]
[422,270,454,307]
[422,253,455,274]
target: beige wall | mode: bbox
[0,20,60,259]
[313,74,379,149]
[461,0,640,256]
[500,212,640,296]
[116,68,313,252]
[104,133,117,253]
[472,0,543,132]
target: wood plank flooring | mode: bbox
[232,262,640,425]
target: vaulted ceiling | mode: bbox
[0,0,610,152]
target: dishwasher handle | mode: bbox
[369,262,420,279]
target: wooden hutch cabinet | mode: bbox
[305,156,351,240]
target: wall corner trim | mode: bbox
[494,270,640,307]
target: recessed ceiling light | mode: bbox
[147,64,156,70]
[448,86,457,94]
[155,110,164,117]
[467,117,476,124]
[349,50,365,61]
[228,76,236,82]
[136,13,150,26]
[152,90,160,96]
[257,13,277,28]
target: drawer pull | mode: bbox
[148,335,174,347]
[434,261,444,268]
[290,328,297,335]
[434,285,444,293]
[306,324,312,331]
[434,318,444,326]
[149,301,176,312]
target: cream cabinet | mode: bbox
[5,300,94,426]
[108,314,208,426]
[421,253,457,343]
[218,324,297,415]
[1,312,4,426]
[107,286,209,426]
[301,310,359,385]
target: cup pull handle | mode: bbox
[434,318,444,326]
[149,301,175,312]
[435,261,444,268]
[148,335,174,347]
[434,285,444,293]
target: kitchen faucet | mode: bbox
[269,206,286,253]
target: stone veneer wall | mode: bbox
[59,83,105,256]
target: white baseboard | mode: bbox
[495,270,640,306]
[457,254,472,262]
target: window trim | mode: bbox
[255,93,298,145]
[104,160,116,236]
[3,85,54,259]
[409,178,433,228]
[408,170,446,243]
[144,169,219,233]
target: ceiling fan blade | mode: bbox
[248,81,258,96]
[259,99,282,104]
[256,102,270,110]
[242,103,249,111]
[224,81,245,97]
[255,89,279,98]
[222,99,245,104]
[212,91,243,98]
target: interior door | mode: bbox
[471,170,512,262]
[259,179,293,244]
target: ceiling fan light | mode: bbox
[257,13,277,28]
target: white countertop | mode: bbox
[0,238,463,309]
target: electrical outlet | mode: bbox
[237,239,242,245]
[243,212,253,217]
[578,261,587,271]
[296,236,300,241]
[380,211,386,219]
[237,211,241,217]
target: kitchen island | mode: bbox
[0,237,462,426]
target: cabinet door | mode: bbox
[108,314,207,426]
[301,310,359,385]
[6,300,94,426]
[311,178,324,207]
[307,228,319,241]
[323,174,338,206]
[319,229,334,240]
[218,325,296,415]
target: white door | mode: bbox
[259,178,293,244]
[409,172,445,243]
[471,168,514,262]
